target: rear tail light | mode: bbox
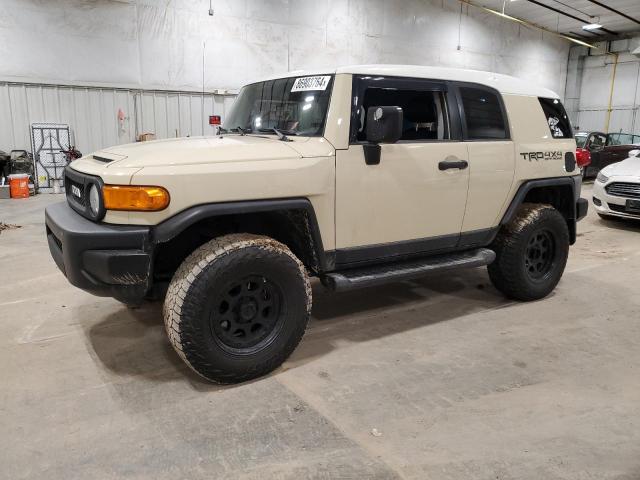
[576,148,591,168]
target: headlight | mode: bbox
[596,172,609,184]
[88,184,100,216]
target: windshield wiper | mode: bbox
[257,128,297,141]
[229,126,251,135]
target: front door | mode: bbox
[587,132,606,172]
[335,77,469,265]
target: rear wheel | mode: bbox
[488,204,569,301]
[163,234,311,383]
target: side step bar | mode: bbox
[322,248,496,292]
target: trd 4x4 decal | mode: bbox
[520,151,563,161]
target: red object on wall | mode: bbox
[209,115,221,125]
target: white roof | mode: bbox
[255,64,559,99]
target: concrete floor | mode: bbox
[1,184,640,479]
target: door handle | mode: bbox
[438,159,468,171]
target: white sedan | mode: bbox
[592,149,640,220]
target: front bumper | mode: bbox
[45,202,153,303]
[577,198,588,221]
[592,179,640,220]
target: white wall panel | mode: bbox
[566,47,640,135]
[0,82,233,154]
[576,111,605,133]
[612,63,640,108]
[0,0,571,95]
[0,0,574,153]
[0,85,14,148]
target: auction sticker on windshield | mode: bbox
[291,76,331,92]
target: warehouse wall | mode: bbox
[565,40,640,135]
[0,0,571,153]
[0,83,235,153]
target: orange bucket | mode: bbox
[8,174,30,199]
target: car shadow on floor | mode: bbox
[597,215,640,232]
[85,267,513,390]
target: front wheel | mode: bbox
[488,204,569,301]
[163,234,311,384]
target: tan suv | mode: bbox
[45,65,587,383]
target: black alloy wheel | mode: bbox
[210,274,284,352]
[524,230,556,281]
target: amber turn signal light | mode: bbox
[103,185,170,211]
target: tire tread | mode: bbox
[488,203,569,301]
[163,233,311,383]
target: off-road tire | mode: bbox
[163,233,312,384]
[488,203,569,301]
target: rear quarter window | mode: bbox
[539,98,573,139]
[459,87,508,140]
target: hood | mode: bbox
[91,135,307,169]
[602,152,640,177]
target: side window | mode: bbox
[589,133,606,149]
[357,88,450,142]
[459,87,507,140]
[538,97,573,139]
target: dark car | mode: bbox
[576,131,640,178]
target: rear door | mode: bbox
[451,84,515,243]
[335,76,469,264]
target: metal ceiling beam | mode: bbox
[585,0,640,25]
[568,31,593,39]
[524,0,619,35]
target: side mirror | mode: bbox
[365,106,403,144]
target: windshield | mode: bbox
[575,134,588,148]
[223,75,334,137]
[607,133,640,146]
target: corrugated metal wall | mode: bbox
[575,58,640,135]
[565,44,640,136]
[0,82,237,155]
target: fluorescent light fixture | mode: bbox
[461,0,599,50]
[485,8,526,24]
[561,34,597,48]
[582,23,603,31]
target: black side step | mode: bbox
[322,248,495,292]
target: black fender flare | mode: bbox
[150,198,329,271]
[500,176,582,243]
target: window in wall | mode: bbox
[459,87,507,140]
[356,88,450,142]
[538,97,572,139]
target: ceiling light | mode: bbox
[582,23,603,31]
[561,35,597,49]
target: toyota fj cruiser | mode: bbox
[45,65,588,383]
